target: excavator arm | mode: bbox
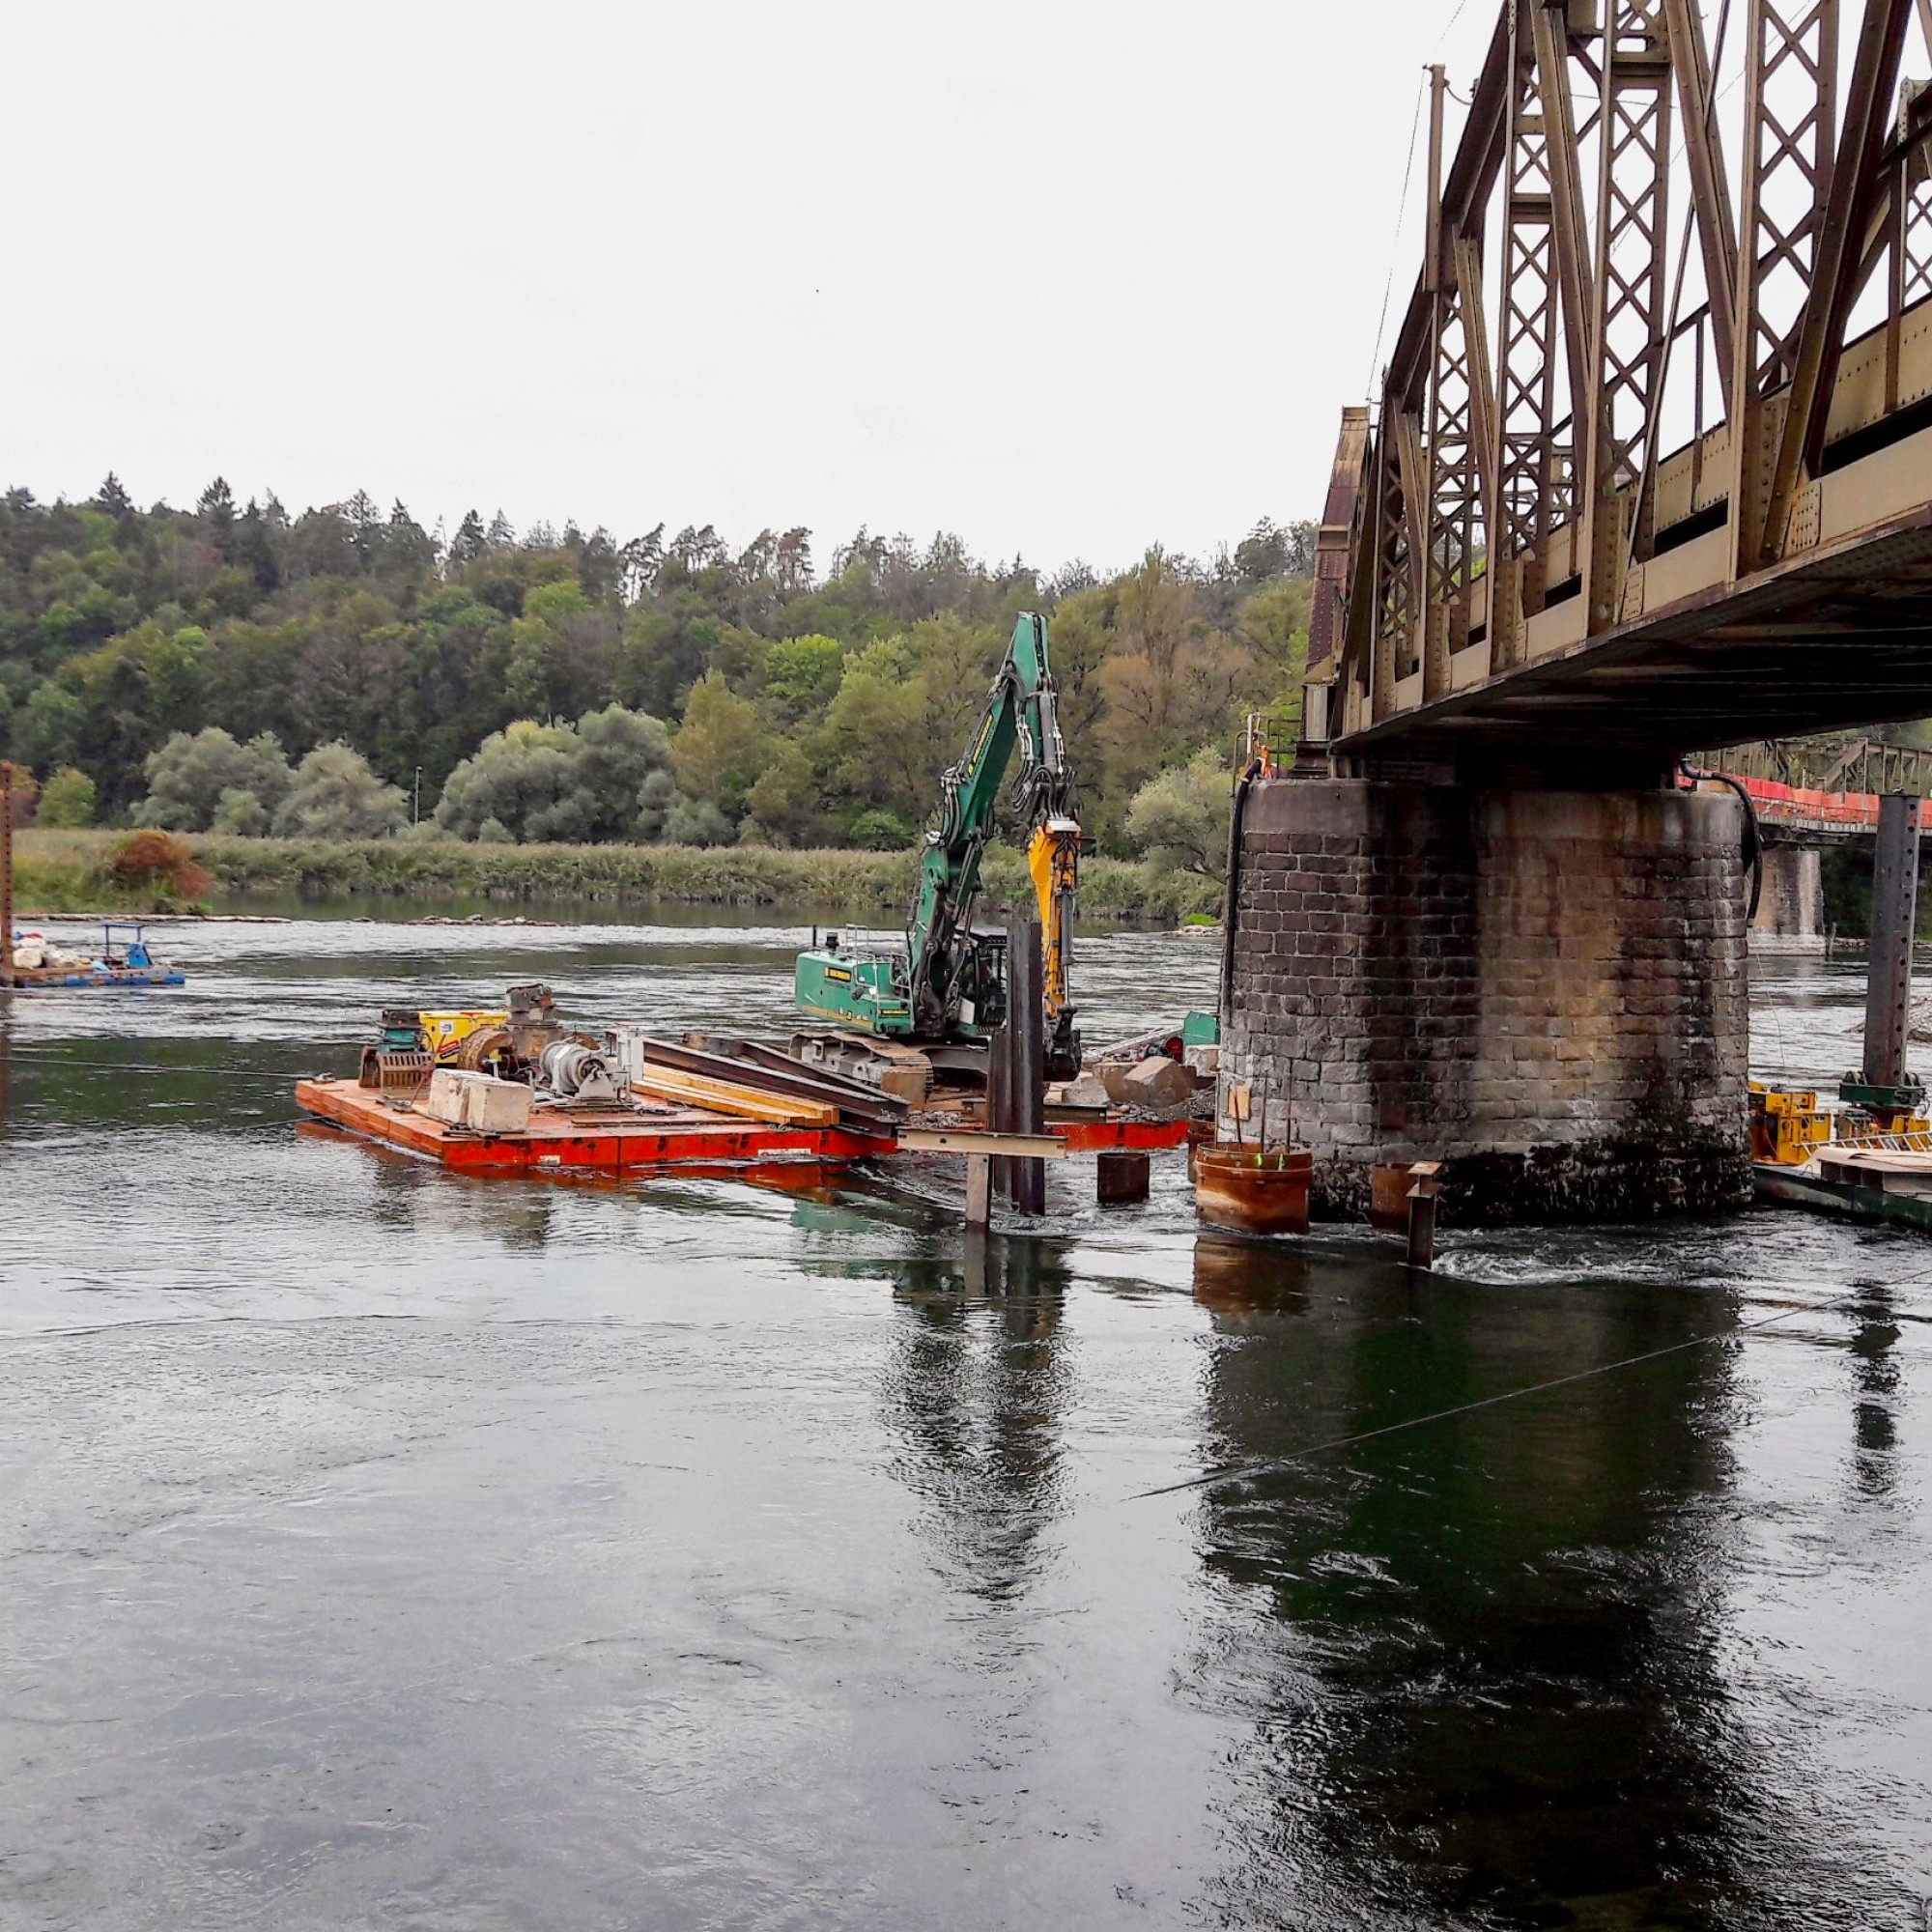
[905,613,1080,1073]
[793,612,1081,1079]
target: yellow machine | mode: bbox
[419,1009,510,1059]
[1748,1082,1833,1166]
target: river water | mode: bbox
[2,914,1929,1931]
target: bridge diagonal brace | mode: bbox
[1530,0,1599,425]
[1772,0,1916,517]
[1455,237,1500,551]
[1665,0,1741,419]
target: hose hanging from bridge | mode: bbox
[1219,758,1264,1028]
[1681,760,1763,924]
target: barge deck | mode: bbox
[295,1076,1188,1175]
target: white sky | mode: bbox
[0,2,1496,575]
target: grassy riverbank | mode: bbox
[14,829,1223,923]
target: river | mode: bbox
[1,913,1928,1930]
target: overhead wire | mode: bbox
[1368,69,1432,395]
[1432,0,1477,56]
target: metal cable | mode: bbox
[1133,1274,1918,1501]
[0,1050,320,1086]
[1368,70,1432,394]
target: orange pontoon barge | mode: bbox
[295,1075,1187,1176]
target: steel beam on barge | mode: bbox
[682,1033,908,1114]
[898,1128,1067,1159]
[624,1035,906,1128]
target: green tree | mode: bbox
[572,703,673,837]
[762,633,844,722]
[1097,549,1252,816]
[669,672,762,817]
[664,795,732,845]
[271,743,407,838]
[433,706,672,842]
[211,785,270,836]
[614,587,722,718]
[137,727,293,831]
[743,740,826,845]
[819,640,933,826]
[35,765,97,827]
[1236,576,1311,741]
[434,721,581,841]
[447,509,488,566]
[1126,748,1234,878]
[47,622,210,810]
[11,683,83,770]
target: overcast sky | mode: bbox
[0,2,1495,575]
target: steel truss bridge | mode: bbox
[1701,733,1932,835]
[1307,0,1932,771]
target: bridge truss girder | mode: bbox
[1309,0,1932,770]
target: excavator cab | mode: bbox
[954,927,1009,1036]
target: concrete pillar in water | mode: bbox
[1862,794,1919,1091]
[1221,778,1751,1224]
[1750,844,1825,954]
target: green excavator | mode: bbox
[793,612,1082,1089]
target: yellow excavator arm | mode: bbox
[1028,814,1080,1043]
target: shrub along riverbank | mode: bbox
[13,829,1223,923]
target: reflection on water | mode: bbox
[1184,1236,1918,1929]
[1848,1285,1902,1499]
[881,1235,1074,1607]
[2,922,1930,1928]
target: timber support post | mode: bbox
[1862,793,1920,1091]
[964,1153,992,1230]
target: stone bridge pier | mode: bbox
[1222,777,1751,1225]
[1750,845,1826,953]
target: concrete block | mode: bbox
[465,1076,533,1131]
[420,1067,532,1131]
[421,1067,471,1124]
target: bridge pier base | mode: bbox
[1223,779,1751,1225]
[1750,845,1826,954]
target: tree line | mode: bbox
[1,477,1312,858]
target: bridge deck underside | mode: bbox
[1339,515,1932,762]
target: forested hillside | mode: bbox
[0,478,1311,856]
